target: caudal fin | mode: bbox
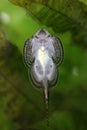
[42,80,49,126]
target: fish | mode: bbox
[23,29,64,125]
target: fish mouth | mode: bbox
[38,29,46,35]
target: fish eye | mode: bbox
[47,34,51,37]
[35,35,39,39]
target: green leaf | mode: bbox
[8,0,87,47]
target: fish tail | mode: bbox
[42,79,49,126]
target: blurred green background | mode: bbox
[0,0,87,130]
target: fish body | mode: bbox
[23,29,64,124]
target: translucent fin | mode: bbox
[52,36,64,66]
[23,38,34,68]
